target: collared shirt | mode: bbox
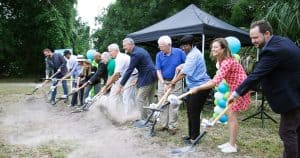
[114,52,138,81]
[70,63,83,78]
[156,47,186,79]
[182,46,210,88]
[67,55,77,71]
[120,46,157,88]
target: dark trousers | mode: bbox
[186,89,210,140]
[70,87,84,106]
[279,107,300,158]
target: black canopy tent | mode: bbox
[127,4,252,53]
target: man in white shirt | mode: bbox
[101,43,138,115]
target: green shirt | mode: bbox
[107,58,115,76]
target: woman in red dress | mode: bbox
[189,38,251,153]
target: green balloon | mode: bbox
[213,113,218,119]
[233,54,240,61]
[214,99,218,106]
[223,92,230,99]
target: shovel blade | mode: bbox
[132,119,150,128]
[171,146,195,155]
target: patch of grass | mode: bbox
[154,101,283,157]
[0,77,37,83]
[0,139,76,157]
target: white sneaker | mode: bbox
[221,144,237,153]
[217,142,231,149]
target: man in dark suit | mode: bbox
[228,20,300,157]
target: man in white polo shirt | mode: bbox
[101,43,138,115]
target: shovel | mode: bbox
[54,83,87,104]
[133,87,172,128]
[71,83,119,113]
[171,102,233,155]
[26,71,60,95]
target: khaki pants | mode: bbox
[157,80,183,129]
[136,82,157,120]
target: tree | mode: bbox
[264,0,300,45]
[0,0,83,77]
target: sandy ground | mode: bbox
[0,83,224,158]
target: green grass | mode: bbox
[0,140,76,158]
[0,77,37,83]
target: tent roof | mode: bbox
[127,4,252,46]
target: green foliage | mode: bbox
[264,0,300,45]
[1,0,299,77]
[71,18,90,55]
[0,0,90,77]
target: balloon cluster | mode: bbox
[212,36,241,123]
[86,49,96,63]
[225,36,241,61]
[213,79,230,123]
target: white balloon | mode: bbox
[214,106,224,114]
[214,92,224,100]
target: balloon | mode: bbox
[225,36,241,54]
[214,92,224,100]
[218,83,229,93]
[86,49,96,60]
[233,54,240,61]
[214,106,224,114]
[87,58,93,63]
[214,99,218,106]
[220,114,228,123]
[217,99,227,108]
[221,79,227,84]
[223,92,230,99]
[213,113,218,119]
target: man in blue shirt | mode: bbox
[156,35,186,134]
[170,35,211,143]
[118,38,157,120]
[63,54,84,107]
[43,48,68,105]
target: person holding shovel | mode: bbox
[228,20,300,157]
[186,38,251,153]
[117,38,157,120]
[43,48,68,105]
[169,35,211,143]
[156,35,186,134]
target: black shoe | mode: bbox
[183,138,196,145]
[182,136,191,145]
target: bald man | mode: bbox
[83,52,107,102]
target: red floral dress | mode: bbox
[213,57,251,112]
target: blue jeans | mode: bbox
[50,80,68,101]
[83,83,100,101]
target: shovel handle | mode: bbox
[157,87,172,106]
[177,91,191,100]
[211,102,233,126]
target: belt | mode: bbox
[163,78,173,81]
